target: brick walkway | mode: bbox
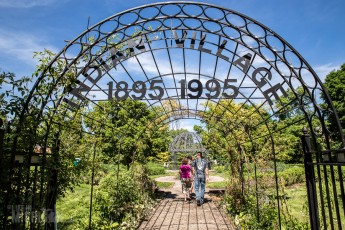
[138,199,235,230]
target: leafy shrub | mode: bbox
[93,164,156,229]
[238,202,279,229]
[224,178,279,229]
[214,165,226,173]
[82,163,126,185]
[146,162,165,176]
[224,164,309,229]
[154,151,169,163]
[278,166,305,186]
[275,162,304,172]
[254,165,305,187]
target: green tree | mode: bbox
[0,71,31,120]
[199,100,269,175]
[168,128,189,140]
[323,64,345,141]
[84,99,169,167]
[271,88,309,162]
[0,61,95,226]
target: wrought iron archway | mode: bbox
[1,1,344,229]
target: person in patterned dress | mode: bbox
[179,157,192,202]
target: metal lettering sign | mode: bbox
[64,30,287,108]
[107,79,238,100]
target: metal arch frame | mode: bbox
[15,1,344,145]
[2,1,344,229]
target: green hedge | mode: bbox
[146,162,166,176]
[277,166,305,186]
[92,164,156,229]
[214,165,226,173]
[255,164,305,187]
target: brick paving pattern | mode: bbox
[138,199,235,230]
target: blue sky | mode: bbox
[1,0,345,130]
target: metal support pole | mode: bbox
[173,151,177,170]
[254,162,260,222]
[89,143,97,230]
[45,132,60,230]
[238,144,244,197]
[3,121,12,228]
[301,127,320,230]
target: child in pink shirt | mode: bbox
[179,158,192,201]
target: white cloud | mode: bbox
[125,52,184,76]
[170,119,203,132]
[0,29,58,67]
[314,63,340,82]
[0,0,57,8]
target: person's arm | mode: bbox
[206,164,209,181]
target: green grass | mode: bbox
[207,170,228,189]
[156,181,175,189]
[283,182,345,228]
[208,181,227,189]
[283,184,309,223]
[56,183,91,229]
[209,170,230,179]
[146,162,166,175]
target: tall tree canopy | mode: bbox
[85,99,170,167]
[323,64,345,141]
[197,100,270,175]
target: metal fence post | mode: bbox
[45,132,60,230]
[301,127,320,230]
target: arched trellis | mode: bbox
[1,1,344,229]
